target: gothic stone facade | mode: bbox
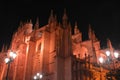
[0,10,119,80]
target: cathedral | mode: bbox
[0,10,120,80]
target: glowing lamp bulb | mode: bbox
[114,52,119,58]
[99,57,104,63]
[9,51,17,59]
[34,76,37,79]
[37,73,40,76]
[39,74,43,79]
[5,58,10,64]
[106,51,110,56]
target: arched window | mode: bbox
[38,32,42,37]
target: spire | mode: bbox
[29,19,32,23]
[55,14,57,20]
[88,24,92,40]
[62,8,68,20]
[53,14,57,26]
[34,17,39,30]
[92,30,98,42]
[107,38,114,58]
[107,38,113,49]
[19,21,23,27]
[54,14,57,23]
[75,21,78,28]
[62,8,68,27]
[88,24,98,41]
[74,21,80,34]
[48,9,54,24]
[1,44,5,52]
[1,44,8,52]
[5,45,8,51]
[68,22,73,56]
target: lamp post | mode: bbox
[105,50,119,80]
[33,73,43,80]
[99,57,104,80]
[4,51,17,80]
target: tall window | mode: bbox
[38,31,42,38]
[38,43,41,52]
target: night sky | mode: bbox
[0,0,120,51]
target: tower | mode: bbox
[0,9,118,80]
[62,9,68,28]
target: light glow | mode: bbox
[106,51,110,56]
[34,76,37,79]
[114,52,119,58]
[39,74,43,79]
[5,58,10,64]
[13,53,17,59]
[99,57,104,63]
[37,73,40,76]
[9,52,14,57]
[9,51,17,59]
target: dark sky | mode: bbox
[0,0,120,51]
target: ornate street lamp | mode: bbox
[4,51,17,80]
[105,50,119,69]
[113,52,119,59]
[105,50,119,80]
[33,73,43,80]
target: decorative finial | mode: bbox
[35,17,39,29]
[62,8,68,20]
[75,21,78,28]
[1,44,5,52]
[62,8,68,27]
[19,21,23,27]
[88,24,92,40]
[29,19,32,23]
[48,9,54,23]
[50,9,53,17]
[107,38,113,49]
[74,21,80,34]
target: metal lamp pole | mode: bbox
[6,62,10,80]
[105,50,112,80]
[4,51,17,80]
[99,57,104,80]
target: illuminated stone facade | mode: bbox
[0,10,120,80]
